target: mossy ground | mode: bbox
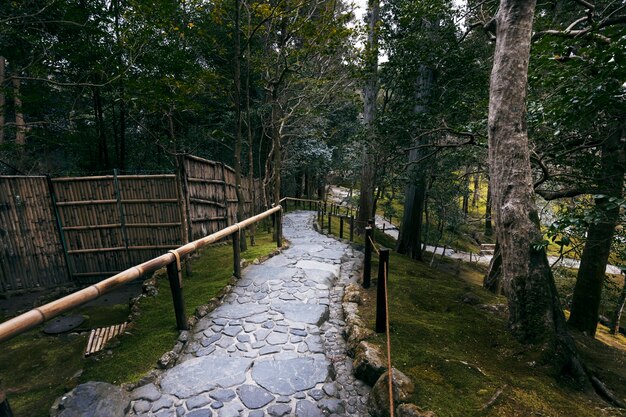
[352,235,626,416]
[0,228,278,417]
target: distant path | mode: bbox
[127,211,369,417]
[373,215,622,275]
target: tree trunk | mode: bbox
[569,125,625,336]
[0,56,5,145]
[488,0,584,378]
[233,0,247,251]
[356,0,379,232]
[611,277,626,335]
[245,9,256,246]
[472,173,480,208]
[12,77,25,145]
[485,179,493,236]
[396,152,427,260]
[92,87,109,169]
[484,242,503,295]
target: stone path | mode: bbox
[127,211,369,417]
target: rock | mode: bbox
[268,403,292,416]
[186,395,211,410]
[158,351,179,369]
[50,381,130,417]
[318,398,345,414]
[295,400,324,417]
[397,403,437,417]
[347,325,375,354]
[461,292,481,305]
[322,382,338,397]
[209,389,236,402]
[131,383,162,401]
[343,284,362,304]
[251,357,331,395]
[237,385,274,409]
[161,356,253,398]
[195,305,210,318]
[353,341,386,386]
[271,301,329,325]
[367,368,415,417]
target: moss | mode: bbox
[357,247,626,416]
[0,229,278,417]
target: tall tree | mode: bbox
[357,0,380,231]
[487,0,584,378]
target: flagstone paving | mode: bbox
[127,211,369,417]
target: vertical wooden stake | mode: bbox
[167,254,188,331]
[376,248,389,333]
[275,209,282,247]
[233,228,242,279]
[339,216,344,239]
[324,201,327,214]
[309,200,312,210]
[363,226,372,288]
[350,215,354,242]
[328,213,332,235]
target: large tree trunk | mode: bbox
[245,9,256,246]
[485,179,493,236]
[488,0,584,377]
[0,56,5,145]
[233,0,247,251]
[396,151,427,260]
[569,125,625,336]
[92,87,109,169]
[12,77,25,145]
[483,242,503,295]
[356,0,379,232]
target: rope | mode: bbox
[384,261,394,417]
[368,236,380,255]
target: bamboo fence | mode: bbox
[0,156,263,292]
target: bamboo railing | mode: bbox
[0,205,282,344]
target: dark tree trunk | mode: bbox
[484,242,503,295]
[396,152,427,261]
[233,0,247,251]
[93,87,109,169]
[569,126,625,336]
[0,56,5,145]
[12,76,25,146]
[488,0,585,380]
[611,278,626,335]
[472,173,480,208]
[485,179,493,236]
[245,7,255,246]
[356,0,379,232]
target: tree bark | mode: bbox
[233,0,247,251]
[488,0,584,378]
[12,77,25,145]
[0,56,5,145]
[245,8,256,246]
[569,125,625,336]
[485,179,493,236]
[92,87,109,169]
[356,0,379,232]
[611,277,626,335]
[484,242,503,295]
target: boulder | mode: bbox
[50,381,130,417]
[353,341,387,386]
[397,403,437,417]
[347,326,375,355]
[157,350,179,369]
[343,284,362,304]
[367,368,415,417]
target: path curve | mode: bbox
[127,211,370,417]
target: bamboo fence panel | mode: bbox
[0,176,69,292]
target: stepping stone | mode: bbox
[295,261,340,277]
[251,358,330,395]
[161,356,253,398]
[214,303,268,320]
[237,384,274,409]
[271,301,329,325]
[295,400,323,417]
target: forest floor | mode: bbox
[0,228,279,417]
[327,223,626,417]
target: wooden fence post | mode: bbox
[363,226,372,288]
[339,216,344,239]
[275,209,282,247]
[233,229,242,279]
[328,213,332,235]
[350,215,354,242]
[376,248,389,333]
[46,176,72,282]
[166,253,188,331]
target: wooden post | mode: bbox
[328,213,332,234]
[178,156,193,275]
[350,215,354,242]
[275,209,282,247]
[382,223,386,233]
[363,226,372,288]
[309,200,312,210]
[46,176,72,282]
[320,210,324,230]
[324,201,327,214]
[376,248,389,333]
[166,255,188,331]
[339,216,344,239]
[233,229,241,278]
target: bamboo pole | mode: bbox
[0,205,281,343]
